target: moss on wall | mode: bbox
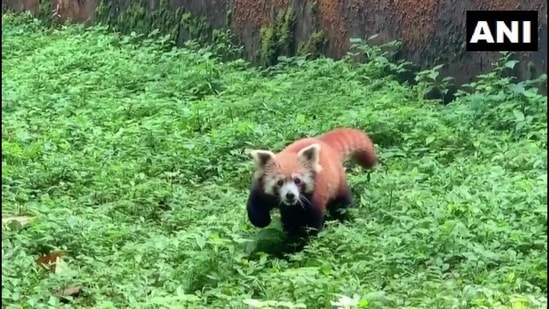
[38,0,51,24]
[258,7,296,66]
[29,0,324,68]
[94,0,214,47]
[259,4,328,66]
[297,30,327,57]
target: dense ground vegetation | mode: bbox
[2,13,547,309]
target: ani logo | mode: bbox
[466,10,538,51]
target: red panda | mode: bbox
[246,128,377,240]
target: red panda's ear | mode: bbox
[250,150,276,169]
[297,144,321,167]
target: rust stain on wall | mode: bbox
[230,0,287,36]
[51,0,95,24]
[2,0,39,15]
[317,0,348,57]
[471,0,520,10]
[390,0,438,46]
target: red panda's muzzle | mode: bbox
[279,181,305,207]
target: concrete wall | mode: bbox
[3,0,547,93]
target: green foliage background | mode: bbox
[2,13,547,309]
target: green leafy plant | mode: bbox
[414,64,455,102]
[454,51,547,140]
[344,35,414,82]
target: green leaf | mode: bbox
[432,64,444,71]
[512,109,525,122]
[504,60,519,69]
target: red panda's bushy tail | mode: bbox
[317,128,377,169]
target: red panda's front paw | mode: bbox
[248,213,271,228]
[246,198,272,228]
[246,183,277,228]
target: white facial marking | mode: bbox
[301,173,315,193]
[279,181,300,206]
[262,176,278,195]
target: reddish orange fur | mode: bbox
[275,128,377,212]
[250,128,377,216]
[247,128,378,241]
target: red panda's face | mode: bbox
[250,144,322,207]
[262,171,313,206]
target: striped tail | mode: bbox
[318,128,378,169]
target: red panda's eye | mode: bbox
[294,178,301,185]
[276,180,284,186]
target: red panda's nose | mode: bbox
[285,192,295,200]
